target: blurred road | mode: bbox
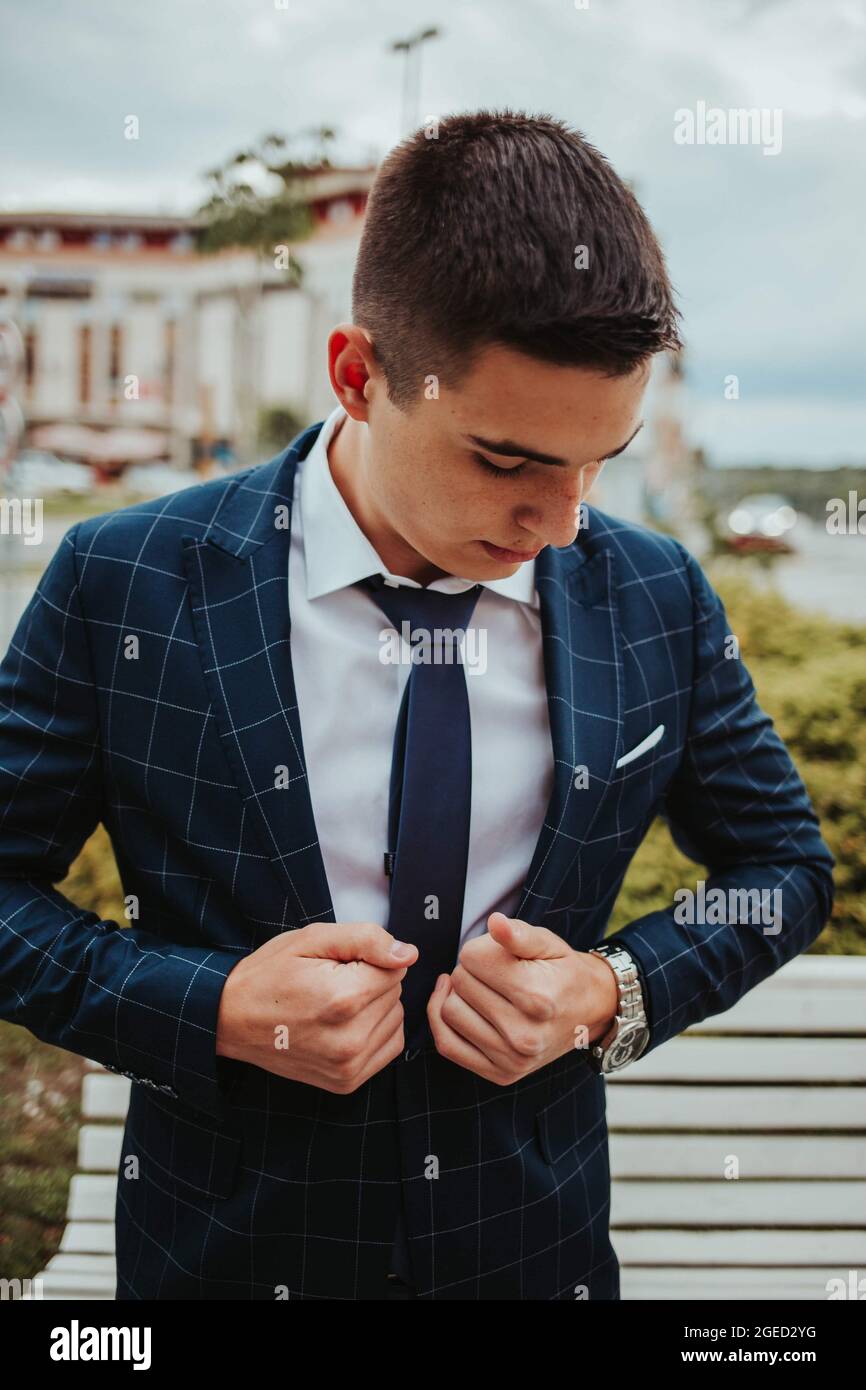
[760,521,866,624]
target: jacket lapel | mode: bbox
[514,534,623,925]
[181,421,336,929]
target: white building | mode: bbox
[0,167,375,471]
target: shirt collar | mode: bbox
[299,403,539,606]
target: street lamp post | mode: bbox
[389,27,441,136]
[0,315,25,653]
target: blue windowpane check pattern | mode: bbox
[0,419,834,1299]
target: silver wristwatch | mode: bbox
[586,944,650,1074]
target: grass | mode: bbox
[0,1024,86,1285]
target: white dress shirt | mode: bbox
[288,403,554,948]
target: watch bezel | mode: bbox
[596,1017,649,1072]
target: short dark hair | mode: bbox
[352,108,683,410]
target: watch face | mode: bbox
[603,1022,649,1072]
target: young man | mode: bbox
[0,110,833,1301]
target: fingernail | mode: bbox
[390,939,414,959]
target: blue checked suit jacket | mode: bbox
[0,419,834,1300]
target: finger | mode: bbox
[439,986,516,1067]
[486,912,570,960]
[311,995,403,1089]
[330,960,407,1012]
[427,976,502,1083]
[354,996,406,1076]
[457,935,537,1007]
[449,962,530,1045]
[354,1005,407,1084]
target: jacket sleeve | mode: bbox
[602,542,835,1058]
[0,523,241,1121]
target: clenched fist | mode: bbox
[216,922,418,1093]
[426,912,619,1085]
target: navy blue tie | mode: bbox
[359,574,484,1050]
[358,574,483,1288]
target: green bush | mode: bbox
[608,569,866,952]
[257,403,306,452]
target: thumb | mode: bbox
[293,921,418,968]
[487,912,569,960]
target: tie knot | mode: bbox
[358,575,483,657]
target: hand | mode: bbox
[426,912,619,1086]
[216,922,418,1093]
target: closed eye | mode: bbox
[472,451,528,479]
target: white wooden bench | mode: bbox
[26,956,866,1300]
[611,955,866,1299]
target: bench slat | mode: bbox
[611,1180,866,1226]
[78,1124,124,1171]
[59,1221,116,1254]
[607,1085,866,1129]
[614,1037,866,1082]
[621,1266,853,1299]
[614,1228,866,1263]
[67,1173,118,1221]
[609,1133,866,1178]
[684,957,866,1034]
[82,1072,130,1119]
[45,1253,117,1275]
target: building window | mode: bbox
[79,324,92,406]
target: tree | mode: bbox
[194,129,337,461]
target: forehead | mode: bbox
[449,343,650,452]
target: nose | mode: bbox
[515,473,589,549]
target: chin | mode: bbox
[481,555,522,574]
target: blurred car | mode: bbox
[721,492,799,554]
[123,463,200,497]
[8,449,93,495]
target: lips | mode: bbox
[481,540,542,563]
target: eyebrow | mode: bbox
[464,420,645,466]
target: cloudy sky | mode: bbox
[1,0,864,464]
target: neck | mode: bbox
[326,412,448,585]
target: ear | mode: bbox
[327,325,375,420]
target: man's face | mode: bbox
[333,337,650,584]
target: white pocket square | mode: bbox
[615,723,665,769]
